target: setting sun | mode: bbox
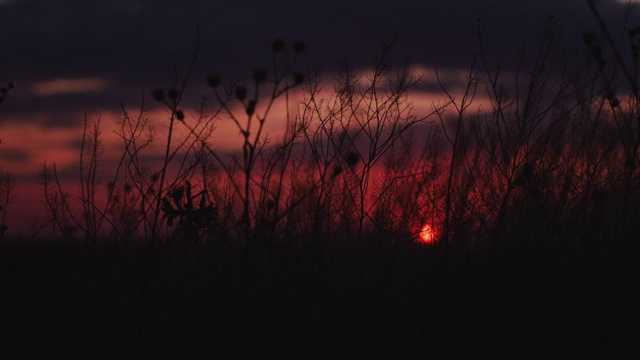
[418,223,438,244]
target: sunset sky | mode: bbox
[0,0,634,231]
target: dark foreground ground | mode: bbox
[1,235,638,359]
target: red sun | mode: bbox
[418,224,438,244]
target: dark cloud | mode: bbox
[0,147,29,163]
[0,0,632,125]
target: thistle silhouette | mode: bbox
[0,82,14,105]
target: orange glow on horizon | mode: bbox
[0,71,500,235]
[31,77,111,96]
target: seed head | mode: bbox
[167,87,179,100]
[206,74,221,87]
[252,67,268,83]
[272,38,285,53]
[293,72,305,85]
[7,82,14,89]
[292,40,306,53]
[152,88,165,101]
[610,97,620,108]
[246,100,256,116]
[583,32,597,45]
[266,199,276,210]
[235,85,247,101]
[346,151,359,167]
[175,110,185,121]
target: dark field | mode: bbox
[1,233,638,358]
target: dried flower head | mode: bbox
[272,38,285,52]
[206,74,221,87]
[583,32,597,45]
[610,97,620,108]
[246,100,256,116]
[292,40,307,53]
[346,151,359,167]
[293,72,305,85]
[152,88,165,101]
[252,67,268,83]
[235,85,247,101]
[266,199,276,210]
[167,87,179,100]
[175,110,185,121]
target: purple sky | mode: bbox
[0,0,625,120]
